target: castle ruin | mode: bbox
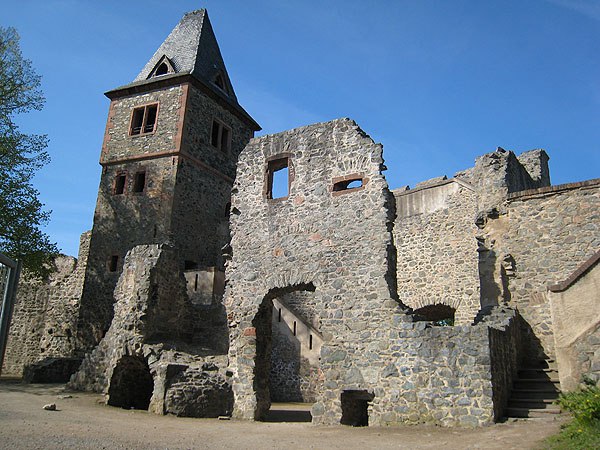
[2,9,599,427]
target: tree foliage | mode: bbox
[0,26,57,278]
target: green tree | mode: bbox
[0,26,57,278]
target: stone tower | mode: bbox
[76,9,260,352]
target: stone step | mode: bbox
[522,359,557,371]
[505,406,561,418]
[514,379,560,390]
[517,368,559,379]
[510,388,560,400]
[508,398,558,409]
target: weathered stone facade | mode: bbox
[2,232,89,377]
[3,8,599,428]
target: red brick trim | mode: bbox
[548,249,600,293]
[508,178,600,201]
[100,150,234,184]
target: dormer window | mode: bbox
[148,56,175,78]
[213,72,228,94]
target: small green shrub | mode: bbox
[558,379,600,424]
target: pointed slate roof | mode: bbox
[106,9,260,131]
[135,9,237,100]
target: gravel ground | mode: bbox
[0,380,565,449]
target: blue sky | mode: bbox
[3,0,599,257]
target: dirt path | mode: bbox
[0,381,565,449]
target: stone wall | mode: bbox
[482,179,600,361]
[549,250,600,390]
[2,232,90,377]
[224,118,519,426]
[393,179,480,324]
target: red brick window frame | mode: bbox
[331,173,368,196]
[129,103,159,136]
[210,118,232,153]
[264,154,294,200]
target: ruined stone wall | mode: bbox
[225,118,399,421]
[393,180,480,324]
[483,179,600,361]
[3,232,90,377]
[224,118,518,427]
[70,244,232,418]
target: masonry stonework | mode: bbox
[3,8,599,428]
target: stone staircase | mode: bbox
[505,359,562,419]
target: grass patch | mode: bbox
[543,378,600,449]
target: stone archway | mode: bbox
[107,355,154,410]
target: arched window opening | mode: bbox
[413,304,455,326]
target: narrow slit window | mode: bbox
[293,321,297,336]
[108,255,119,272]
[266,157,289,199]
[309,334,313,350]
[130,104,158,136]
[194,273,198,291]
[278,308,282,322]
[114,174,126,195]
[133,171,146,193]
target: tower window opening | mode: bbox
[278,308,281,322]
[210,119,231,152]
[130,104,158,136]
[293,321,297,336]
[266,157,290,200]
[309,334,313,350]
[108,255,119,272]
[133,171,146,193]
[114,173,126,195]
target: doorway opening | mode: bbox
[107,355,154,410]
[340,390,374,426]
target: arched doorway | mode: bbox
[107,355,154,410]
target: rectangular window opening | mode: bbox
[130,104,158,136]
[194,273,198,292]
[114,174,126,195]
[108,255,119,272]
[133,171,146,193]
[309,334,313,350]
[210,119,231,153]
[278,308,282,322]
[293,321,297,336]
[267,158,289,199]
